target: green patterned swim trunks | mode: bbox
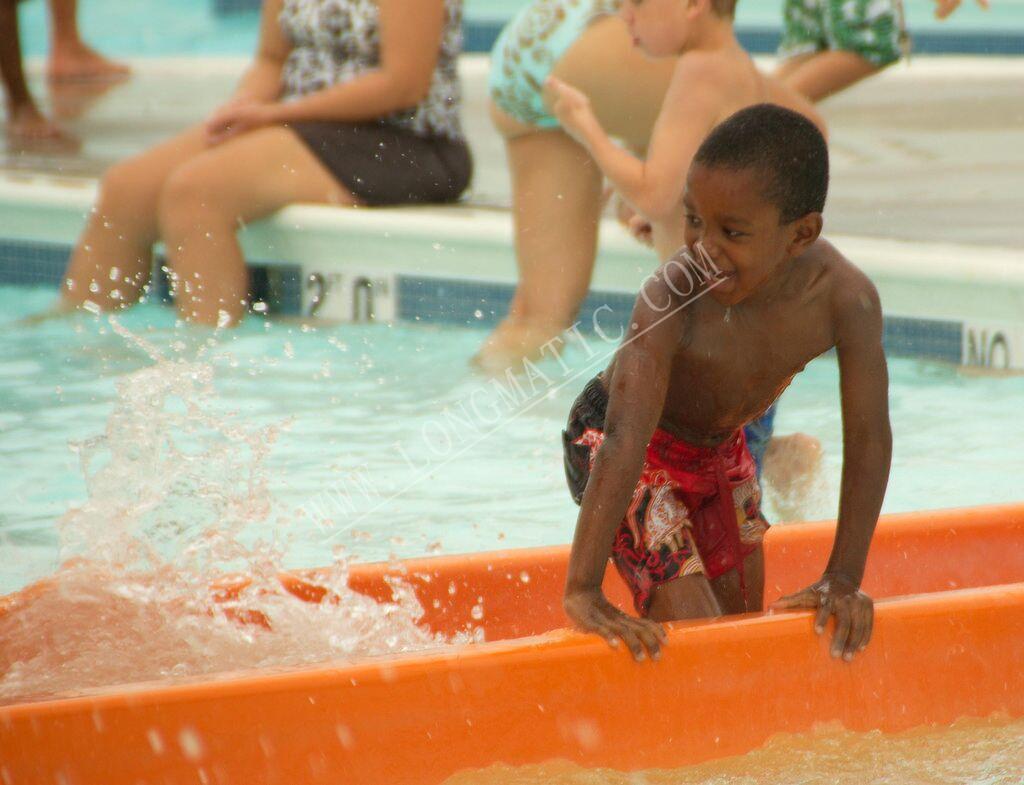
[778,0,906,67]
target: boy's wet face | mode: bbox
[682,163,792,306]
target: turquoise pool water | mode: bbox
[2,285,1024,597]
[14,0,1024,58]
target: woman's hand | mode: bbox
[205,99,279,146]
[770,573,874,660]
[564,588,667,662]
[545,76,603,148]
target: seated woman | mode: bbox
[57,0,471,327]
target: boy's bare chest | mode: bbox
[662,305,833,431]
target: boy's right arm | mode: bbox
[564,277,686,661]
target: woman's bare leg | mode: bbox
[157,126,355,326]
[62,124,209,311]
[776,50,882,102]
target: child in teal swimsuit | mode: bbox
[489,0,621,128]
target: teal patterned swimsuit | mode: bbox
[489,0,620,128]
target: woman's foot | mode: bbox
[4,103,80,152]
[47,43,130,83]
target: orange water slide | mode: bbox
[1,503,1023,784]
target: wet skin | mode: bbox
[564,163,893,664]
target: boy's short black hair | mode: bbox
[693,104,829,223]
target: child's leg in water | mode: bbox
[763,432,825,521]
[475,16,674,372]
[472,109,603,373]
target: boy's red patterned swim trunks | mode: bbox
[563,376,769,614]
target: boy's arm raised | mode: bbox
[563,277,687,661]
[546,60,720,223]
[772,275,892,660]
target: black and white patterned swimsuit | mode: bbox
[280,0,472,205]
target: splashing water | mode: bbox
[0,318,454,706]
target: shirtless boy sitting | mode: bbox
[547,0,826,262]
[562,105,892,662]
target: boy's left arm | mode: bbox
[772,277,892,660]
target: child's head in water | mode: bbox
[683,103,830,306]
[620,0,739,58]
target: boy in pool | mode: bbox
[562,105,892,662]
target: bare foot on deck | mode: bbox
[762,432,824,521]
[47,44,130,83]
[4,104,80,153]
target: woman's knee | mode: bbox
[96,158,162,220]
[157,162,226,238]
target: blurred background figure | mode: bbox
[0,0,74,146]
[3,0,128,148]
[775,0,990,101]
[57,0,471,327]
[44,0,130,82]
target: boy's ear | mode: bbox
[687,0,709,18]
[786,212,823,258]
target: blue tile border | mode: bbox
[0,238,978,365]
[0,239,302,314]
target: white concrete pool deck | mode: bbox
[0,55,1022,323]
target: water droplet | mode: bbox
[178,727,204,761]
[471,603,484,621]
[147,729,165,755]
[520,571,531,584]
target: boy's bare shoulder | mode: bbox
[805,239,883,330]
[670,49,739,90]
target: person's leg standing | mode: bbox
[156,125,355,326]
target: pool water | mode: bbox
[3,284,1024,598]
[14,0,1024,58]
[1,286,1023,776]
